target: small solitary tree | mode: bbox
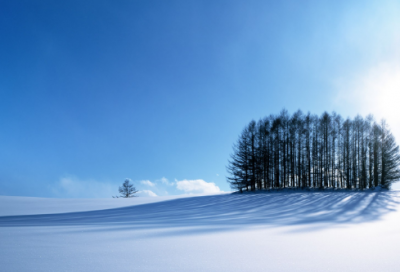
[114,179,138,198]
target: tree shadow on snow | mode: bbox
[0,191,399,234]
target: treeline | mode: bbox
[227,110,400,192]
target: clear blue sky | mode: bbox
[1,0,400,197]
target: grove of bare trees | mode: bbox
[227,110,400,192]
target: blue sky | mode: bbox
[1,0,400,197]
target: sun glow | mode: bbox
[337,62,400,140]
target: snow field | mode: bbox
[1,191,400,271]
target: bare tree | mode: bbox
[227,110,400,192]
[380,120,400,188]
[115,179,138,198]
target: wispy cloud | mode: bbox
[52,176,222,198]
[137,190,157,197]
[136,177,173,196]
[175,179,222,195]
[157,177,174,186]
[51,176,115,198]
[141,180,155,187]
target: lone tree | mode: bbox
[116,179,138,198]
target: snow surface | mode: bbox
[1,191,400,271]
[0,195,192,216]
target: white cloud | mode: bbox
[136,190,157,197]
[175,179,222,195]
[141,180,155,187]
[51,176,115,198]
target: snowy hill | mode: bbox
[1,191,400,271]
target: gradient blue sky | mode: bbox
[1,0,400,197]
